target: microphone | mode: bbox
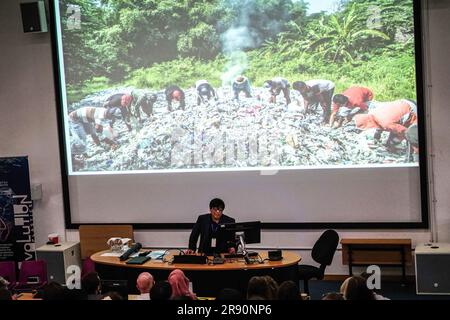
[119,242,142,261]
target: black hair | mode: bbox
[216,288,243,300]
[332,94,349,105]
[150,281,172,301]
[0,288,12,301]
[293,81,307,92]
[209,198,225,210]
[82,272,101,295]
[42,281,66,300]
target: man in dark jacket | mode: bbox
[187,198,236,255]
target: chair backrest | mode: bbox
[0,261,16,286]
[18,260,47,284]
[81,257,96,279]
[311,230,339,266]
[79,225,133,259]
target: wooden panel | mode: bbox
[342,249,412,265]
[341,238,412,266]
[340,239,411,245]
[79,225,133,259]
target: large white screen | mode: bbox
[53,0,426,225]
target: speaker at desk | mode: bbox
[20,1,48,33]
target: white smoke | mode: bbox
[220,0,286,86]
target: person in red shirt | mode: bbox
[353,99,418,154]
[330,87,374,128]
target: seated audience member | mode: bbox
[136,272,154,300]
[42,282,66,300]
[102,291,123,300]
[168,269,197,300]
[247,276,278,300]
[0,288,13,300]
[82,272,102,300]
[359,272,390,300]
[150,281,173,301]
[322,292,345,300]
[340,276,376,300]
[277,280,301,300]
[216,288,243,300]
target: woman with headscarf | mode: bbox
[168,269,197,300]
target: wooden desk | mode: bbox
[341,239,412,282]
[91,250,301,296]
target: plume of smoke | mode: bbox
[220,0,288,86]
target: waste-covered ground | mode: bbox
[68,87,415,172]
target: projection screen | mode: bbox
[51,0,428,228]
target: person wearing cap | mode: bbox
[165,85,186,112]
[196,80,218,106]
[68,106,120,161]
[293,79,335,124]
[353,99,417,154]
[264,77,291,105]
[232,75,252,101]
[329,86,374,128]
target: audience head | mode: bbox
[150,281,172,300]
[82,271,101,295]
[42,281,66,300]
[136,272,154,294]
[216,288,243,300]
[247,276,278,300]
[168,269,196,300]
[0,288,13,301]
[340,276,375,300]
[322,292,345,300]
[277,281,300,300]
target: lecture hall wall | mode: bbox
[1,0,449,275]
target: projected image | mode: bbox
[57,0,420,173]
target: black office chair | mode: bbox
[298,230,339,294]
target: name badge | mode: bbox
[211,238,217,248]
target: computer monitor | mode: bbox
[219,221,261,255]
[100,280,128,300]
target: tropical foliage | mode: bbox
[60,0,417,103]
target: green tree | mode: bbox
[308,4,389,63]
